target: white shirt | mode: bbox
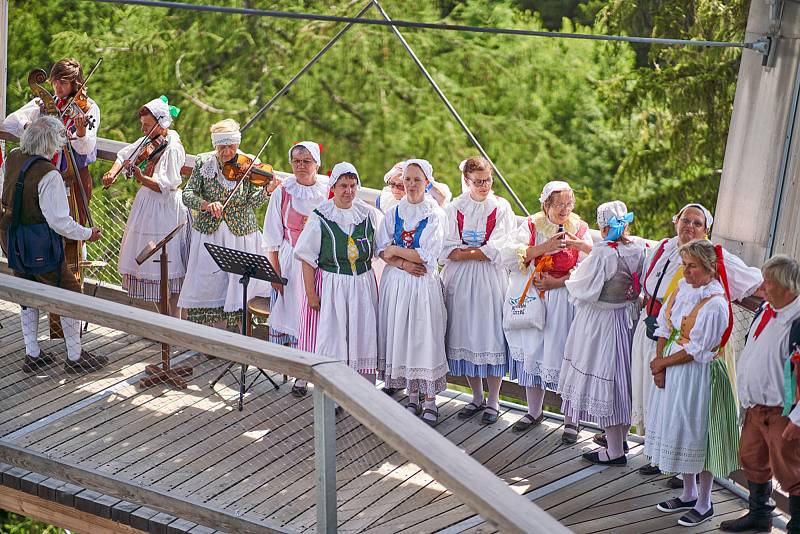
[2,97,100,156]
[375,196,445,273]
[38,170,93,241]
[262,175,329,251]
[115,130,185,199]
[440,192,515,265]
[737,296,800,424]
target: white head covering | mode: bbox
[383,161,405,184]
[597,200,629,228]
[329,161,360,188]
[143,97,173,128]
[539,180,572,205]
[403,158,435,183]
[288,141,321,167]
[673,203,714,230]
[211,131,241,147]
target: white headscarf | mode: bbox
[330,161,360,188]
[597,200,629,228]
[211,131,241,147]
[539,180,572,205]
[673,203,714,230]
[143,97,173,128]
[383,161,405,183]
[403,158,435,183]
[288,141,322,167]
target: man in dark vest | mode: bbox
[0,116,106,374]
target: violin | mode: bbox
[59,86,97,131]
[103,124,168,189]
[222,153,275,188]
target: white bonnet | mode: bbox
[539,180,572,205]
[288,141,322,167]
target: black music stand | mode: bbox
[204,242,287,411]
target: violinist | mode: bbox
[178,119,275,328]
[102,97,189,315]
[0,117,106,374]
[2,58,99,201]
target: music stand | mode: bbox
[136,222,193,389]
[204,242,287,411]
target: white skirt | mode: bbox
[441,259,508,365]
[506,285,574,389]
[630,309,657,430]
[177,222,270,312]
[118,188,189,281]
[268,240,304,339]
[378,265,448,383]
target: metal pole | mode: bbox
[241,0,374,133]
[313,387,336,534]
[0,0,9,182]
[371,0,529,215]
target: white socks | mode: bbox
[60,316,82,362]
[696,471,714,513]
[681,473,699,502]
[486,376,502,411]
[20,307,41,357]
[525,386,545,418]
[605,424,629,459]
[295,378,307,389]
[466,376,484,407]
[422,398,437,421]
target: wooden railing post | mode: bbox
[313,387,336,534]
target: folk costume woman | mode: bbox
[376,162,406,214]
[628,203,761,476]
[558,201,646,465]
[377,159,448,426]
[294,162,383,393]
[102,97,189,315]
[644,240,739,527]
[501,180,592,435]
[262,141,327,350]
[178,119,274,328]
[441,156,515,425]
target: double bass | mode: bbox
[27,69,95,337]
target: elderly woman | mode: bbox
[441,156,515,424]
[558,201,645,463]
[377,159,448,425]
[102,96,188,316]
[628,203,761,476]
[294,162,383,385]
[178,119,276,327]
[645,239,739,527]
[501,180,592,436]
[262,142,327,364]
[377,162,406,213]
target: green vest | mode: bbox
[316,209,374,275]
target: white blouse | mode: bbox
[293,198,383,268]
[440,192,515,265]
[2,97,100,156]
[654,278,730,363]
[262,175,329,251]
[375,196,445,273]
[565,240,647,305]
[115,130,185,199]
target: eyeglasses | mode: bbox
[470,178,493,187]
[291,158,316,167]
[679,217,705,229]
[388,182,405,191]
[550,202,575,210]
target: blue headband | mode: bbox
[604,212,634,242]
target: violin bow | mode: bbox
[59,57,103,123]
[220,133,274,211]
[103,116,164,189]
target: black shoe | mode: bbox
[678,506,714,526]
[291,382,308,398]
[638,464,661,475]
[64,351,108,374]
[582,451,627,466]
[457,401,486,419]
[657,497,698,513]
[512,413,545,432]
[720,480,774,532]
[562,423,580,444]
[666,475,684,489]
[481,406,500,424]
[592,432,630,452]
[22,352,56,373]
[382,387,399,395]
[719,513,772,532]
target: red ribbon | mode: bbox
[715,244,734,348]
[753,304,776,339]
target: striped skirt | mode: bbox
[704,358,740,477]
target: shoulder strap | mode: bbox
[484,207,498,243]
[456,210,464,240]
[644,239,669,285]
[11,156,49,228]
[715,245,735,348]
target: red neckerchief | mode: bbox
[753,304,776,339]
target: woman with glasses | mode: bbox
[262,142,328,397]
[441,156,516,424]
[626,204,761,476]
[294,162,383,385]
[501,181,592,440]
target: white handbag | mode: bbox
[503,264,546,330]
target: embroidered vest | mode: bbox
[664,289,723,355]
[316,210,374,276]
[280,189,307,247]
[456,208,496,247]
[393,207,429,249]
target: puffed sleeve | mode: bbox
[151,137,186,198]
[565,244,616,303]
[70,101,99,156]
[440,204,462,261]
[293,214,322,267]
[480,199,515,265]
[1,99,40,137]
[683,296,729,363]
[722,248,763,301]
[417,208,446,271]
[499,218,532,272]
[114,137,140,165]
[262,186,285,251]
[375,205,396,255]
[577,223,594,261]
[182,158,205,211]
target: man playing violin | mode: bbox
[102,97,189,315]
[2,58,99,203]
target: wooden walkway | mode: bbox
[0,299,787,533]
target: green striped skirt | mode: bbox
[704,358,740,477]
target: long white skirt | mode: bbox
[506,285,574,390]
[299,268,378,372]
[630,309,657,431]
[644,360,710,474]
[177,222,270,312]
[378,265,448,395]
[269,240,303,343]
[442,259,508,374]
[118,188,189,281]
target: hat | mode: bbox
[673,203,714,230]
[403,158,435,183]
[144,95,180,128]
[330,161,360,188]
[597,200,634,242]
